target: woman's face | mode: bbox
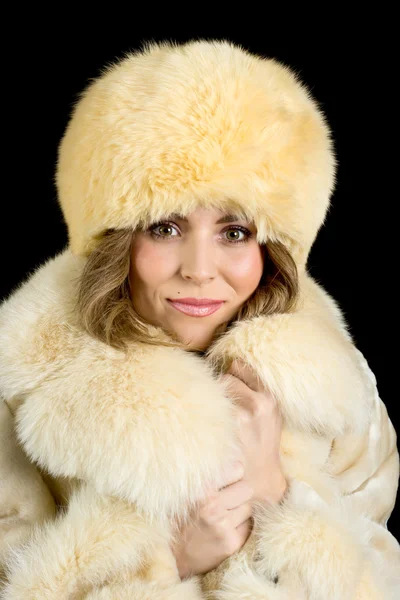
[129,207,264,350]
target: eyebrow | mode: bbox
[168,213,246,224]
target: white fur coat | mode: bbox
[0,250,399,599]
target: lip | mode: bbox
[167,299,225,317]
[168,298,224,306]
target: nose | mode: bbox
[180,239,218,285]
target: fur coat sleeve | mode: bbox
[0,250,399,599]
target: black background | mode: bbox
[2,15,398,537]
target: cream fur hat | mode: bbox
[56,39,336,269]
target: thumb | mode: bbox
[228,359,263,392]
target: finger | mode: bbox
[220,460,245,487]
[221,373,277,416]
[235,517,253,541]
[218,479,254,510]
[228,502,254,529]
[220,373,253,398]
[222,519,252,558]
[228,360,263,392]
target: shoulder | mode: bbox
[0,250,88,399]
[0,249,86,324]
[299,273,351,338]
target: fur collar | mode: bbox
[0,249,374,520]
[0,249,372,438]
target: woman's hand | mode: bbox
[171,359,286,580]
[171,461,254,579]
[221,359,287,504]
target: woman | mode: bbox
[0,39,399,598]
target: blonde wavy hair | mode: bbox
[77,228,299,351]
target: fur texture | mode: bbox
[0,251,399,598]
[0,39,399,598]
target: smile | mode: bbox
[167,300,224,317]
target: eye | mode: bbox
[149,222,179,239]
[223,226,252,244]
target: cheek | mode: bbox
[227,245,264,293]
[130,239,177,287]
